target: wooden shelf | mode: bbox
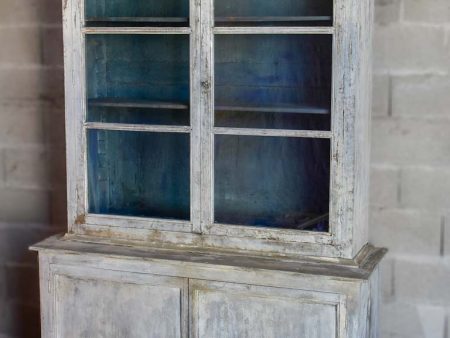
[85,16,331,27]
[85,17,189,28]
[86,17,189,23]
[89,99,328,115]
[88,98,189,110]
[216,104,329,115]
[215,16,332,24]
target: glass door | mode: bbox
[210,0,333,232]
[84,0,195,224]
[80,0,334,235]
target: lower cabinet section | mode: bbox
[34,238,383,338]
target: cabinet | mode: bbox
[33,236,383,338]
[32,0,384,336]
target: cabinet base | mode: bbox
[32,235,385,338]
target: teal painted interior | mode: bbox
[215,34,332,131]
[84,11,333,231]
[215,136,330,231]
[215,0,333,26]
[213,33,332,231]
[85,0,189,24]
[87,106,190,126]
[88,130,190,220]
[86,34,190,125]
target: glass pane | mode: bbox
[214,135,330,232]
[85,0,189,27]
[86,35,190,125]
[88,130,190,220]
[215,35,332,131]
[215,0,332,27]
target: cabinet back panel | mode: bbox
[87,130,190,220]
[85,0,189,20]
[86,35,190,125]
[215,35,332,131]
[214,135,330,231]
[87,107,190,126]
[215,0,333,26]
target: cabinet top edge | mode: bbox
[31,234,386,281]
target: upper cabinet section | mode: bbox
[214,0,333,27]
[85,0,190,27]
[64,0,374,259]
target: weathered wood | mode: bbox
[66,0,375,260]
[56,273,186,337]
[216,104,330,115]
[84,122,191,133]
[41,0,382,337]
[39,252,188,338]
[64,0,86,232]
[215,15,332,23]
[330,0,374,257]
[32,235,386,281]
[82,27,191,34]
[190,0,202,233]
[86,17,189,23]
[88,98,189,110]
[85,213,192,233]
[213,26,334,34]
[33,237,384,338]
[214,127,332,138]
[191,280,339,338]
[199,0,214,232]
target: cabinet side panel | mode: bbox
[333,0,373,258]
[63,0,87,231]
[39,254,54,338]
[353,0,374,257]
[369,267,380,338]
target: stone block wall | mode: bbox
[0,0,65,336]
[371,0,450,337]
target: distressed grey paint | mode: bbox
[63,0,375,260]
[192,282,337,338]
[43,0,384,337]
[56,276,183,338]
[32,236,384,338]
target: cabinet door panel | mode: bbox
[191,281,340,338]
[53,269,186,338]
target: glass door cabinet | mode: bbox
[65,0,373,260]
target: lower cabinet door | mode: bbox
[50,265,188,338]
[190,280,344,338]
